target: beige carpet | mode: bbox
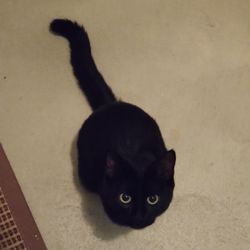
[1,1,250,249]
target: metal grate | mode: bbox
[0,145,47,250]
[0,187,26,250]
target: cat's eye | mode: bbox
[147,195,159,205]
[119,193,132,204]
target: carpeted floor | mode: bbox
[1,1,250,249]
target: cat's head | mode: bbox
[99,150,176,229]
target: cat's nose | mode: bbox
[130,212,151,229]
[130,217,154,229]
[134,213,144,223]
[132,209,144,221]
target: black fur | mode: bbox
[50,19,116,110]
[50,19,176,229]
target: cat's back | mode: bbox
[81,102,158,137]
[78,102,165,156]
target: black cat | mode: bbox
[50,19,176,229]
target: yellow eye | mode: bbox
[119,193,132,204]
[147,195,159,205]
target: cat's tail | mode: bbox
[50,19,116,110]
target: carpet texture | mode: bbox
[0,1,250,249]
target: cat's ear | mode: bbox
[158,149,176,179]
[105,153,117,178]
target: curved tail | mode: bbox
[50,19,116,110]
